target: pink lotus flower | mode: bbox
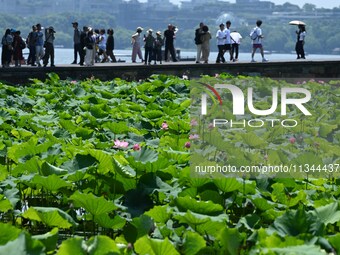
[190,119,198,126]
[161,121,169,130]
[185,142,191,148]
[189,134,199,140]
[215,73,220,78]
[133,144,141,151]
[113,139,129,149]
[289,137,296,144]
[182,75,189,80]
[70,80,77,84]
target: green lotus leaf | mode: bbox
[56,237,85,255]
[0,232,45,255]
[292,152,323,166]
[314,202,340,225]
[182,231,206,255]
[240,132,267,148]
[59,119,77,133]
[128,147,158,164]
[145,205,170,224]
[141,110,164,119]
[12,156,41,176]
[75,127,94,139]
[32,174,72,192]
[263,245,326,255]
[94,214,126,230]
[62,153,97,172]
[0,194,13,212]
[270,207,323,237]
[69,191,117,216]
[0,223,22,245]
[134,236,179,255]
[319,123,337,138]
[213,178,242,193]
[113,154,136,178]
[102,121,130,134]
[176,196,223,215]
[33,228,58,253]
[219,227,246,255]
[89,104,109,119]
[86,236,120,255]
[23,207,77,229]
[40,161,68,176]
[3,187,20,208]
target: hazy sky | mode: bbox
[169,0,340,9]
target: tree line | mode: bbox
[1,12,339,54]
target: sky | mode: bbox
[169,0,340,9]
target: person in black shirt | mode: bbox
[106,28,116,63]
[164,24,177,62]
[79,26,88,66]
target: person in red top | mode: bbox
[13,30,25,67]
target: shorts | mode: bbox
[253,44,263,49]
[224,44,231,51]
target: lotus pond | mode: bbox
[0,73,339,254]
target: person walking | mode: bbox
[250,20,268,62]
[26,25,37,66]
[131,27,143,63]
[224,20,232,61]
[71,22,81,64]
[230,30,242,62]
[1,28,13,68]
[144,29,155,65]
[295,25,306,59]
[98,28,108,63]
[43,26,56,67]
[216,23,226,63]
[106,28,116,63]
[164,24,177,62]
[201,25,211,64]
[195,22,204,63]
[34,23,44,67]
[153,31,163,64]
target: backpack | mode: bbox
[250,28,258,40]
[20,38,26,49]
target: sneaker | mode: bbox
[71,61,77,64]
[251,59,256,63]
[262,58,268,62]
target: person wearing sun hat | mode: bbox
[153,31,164,64]
[143,29,155,65]
[131,26,144,63]
[43,26,56,67]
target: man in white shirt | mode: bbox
[230,30,242,62]
[251,20,268,62]
[216,23,226,63]
[224,20,232,61]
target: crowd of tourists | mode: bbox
[1,19,306,67]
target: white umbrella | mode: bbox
[289,20,306,26]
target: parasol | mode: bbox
[289,20,306,26]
